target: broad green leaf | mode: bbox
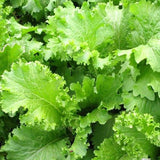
[70,77,95,103]
[96,74,122,110]
[1,126,68,160]
[0,44,23,75]
[45,2,115,66]
[68,107,111,159]
[133,38,160,72]
[127,0,160,48]
[91,117,115,148]
[0,18,8,49]
[7,18,36,39]
[71,75,122,111]
[1,61,74,129]
[10,0,67,21]
[0,108,19,146]
[0,154,5,160]
[133,66,160,101]
[91,117,114,149]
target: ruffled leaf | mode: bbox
[93,138,129,160]
[1,61,75,129]
[113,112,160,159]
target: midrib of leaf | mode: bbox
[8,74,62,114]
[28,135,66,160]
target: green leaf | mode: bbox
[10,0,66,21]
[133,38,160,72]
[93,138,129,160]
[68,107,111,159]
[96,74,122,110]
[7,18,36,39]
[123,93,160,122]
[10,0,26,8]
[0,44,23,75]
[133,66,160,101]
[23,0,44,14]
[1,126,68,160]
[0,107,19,146]
[113,112,160,159]
[1,61,74,129]
[45,2,114,65]
[0,154,5,160]
[71,74,122,111]
[91,117,115,148]
[80,108,111,128]
[126,0,160,48]
[69,126,92,159]
[0,17,8,49]
[70,76,96,104]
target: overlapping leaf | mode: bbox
[1,61,76,129]
[113,112,160,159]
[71,75,122,111]
[45,2,121,68]
[93,138,129,160]
[1,126,68,160]
[0,44,23,75]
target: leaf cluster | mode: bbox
[0,0,160,159]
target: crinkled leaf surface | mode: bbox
[126,0,160,48]
[45,2,116,66]
[123,93,160,122]
[113,112,160,159]
[93,138,129,160]
[71,75,122,111]
[1,61,74,129]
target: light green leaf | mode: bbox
[1,126,68,160]
[0,44,23,75]
[45,2,114,65]
[1,61,74,129]
[133,38,160,72]
[96,74,122,110]
[71,75,122,111]
[80,108,111,128]
[123,93,160,122]
[10,0,26,8]
[133,66,160,101]
[69,126,92,159]
[93,138,129,160]
[127,0,160,48]
[113,112,160,159]
[23,0,43,14]
[0,17,8,49]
